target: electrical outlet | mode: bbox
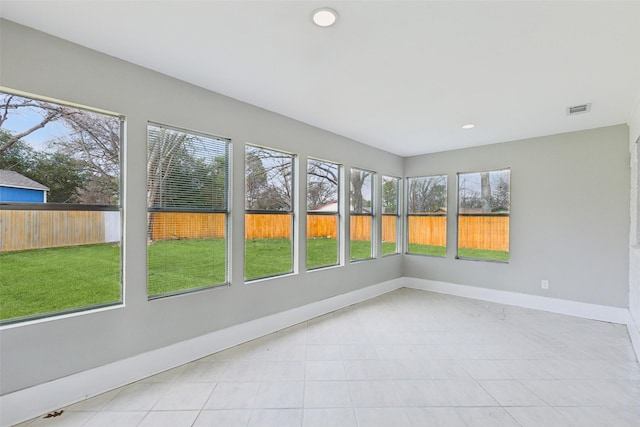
[541,279,549,290]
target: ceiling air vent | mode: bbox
[567,103,591,116]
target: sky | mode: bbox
[1,106,68,152]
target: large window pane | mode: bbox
[307,159,340,270]
[0,90,123,324]
[147,124,229,297]
[407,175,447,257]
[457,169,510,262]
[245,145,294,280]
[382,175,400,256]
[350,168,374,261]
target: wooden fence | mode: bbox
[408,215,509,251]
[0,210,119,252]
[408,216,446,246]
[458,215,509,251]
[2,210,508,252]
[150,212,226,240]
[381,216,396,243]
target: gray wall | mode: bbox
[0,20,404,395]
[404,125,630,307]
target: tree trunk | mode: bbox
[480,172,491,213]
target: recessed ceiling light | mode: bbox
[462,124,475,129]
[312,8,338,27]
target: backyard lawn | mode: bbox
[1,238,370,321]
[458,247,510,262]
[408,243,447,257]
[0,244,121,321]
[407,244,509,261]
[0,238,507,321]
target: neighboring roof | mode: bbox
[0,169,50,191]
[311,200,338,212]
[310,200,371,214]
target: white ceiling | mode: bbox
[1,0,640,157]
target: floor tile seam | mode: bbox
[475,378,552,408]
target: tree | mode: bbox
[350,169,371,213]
[245,150,268,209]
[491,174,510,212]
[0,94,79,155]
[0,133,35,174]
[56,110,121,204]
[382,178,398,213]
[307,160,338,210]
[245,146,293,210]
[458,171,510,212]
[31,151,87,203]
[480,172,491,213]
[147,127,189,209]
[408,176,446,213]
[1,93,122,204]
[307,180,335,210]
[0,130,87,202]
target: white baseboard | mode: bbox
[404,277,630,324]
[0,278,403,427]
[628,312,640,362]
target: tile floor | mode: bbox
[17,288,640,426]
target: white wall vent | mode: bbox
[567,103,592,116]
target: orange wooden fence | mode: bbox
[244,213,292,239]
[150,213,393,242]
[152,213,509,251]
[308,214,338,239]
[2,211,509,252]
[458,215,509,251]
[150,212,226,240]
[381,215,397,243]
[408,216,446,246]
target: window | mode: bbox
[350,167,375,261]
[147,124,229,297]
[457,169,510,262]
[245,145,295,280]
[382,175,400,255]
[307,159,340,269]
[0,90,123,324]
[407,175,447,257]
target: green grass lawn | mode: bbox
[382,241,399,256]
[148,239,226,296]
[350,239,374,261]
[307,237,338,270]
[458,247,510,262]
[245,238,293,280]
[1,238,508,321]
[408,243,447,257]
[407,244,509,261]
[0,244,121,321]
